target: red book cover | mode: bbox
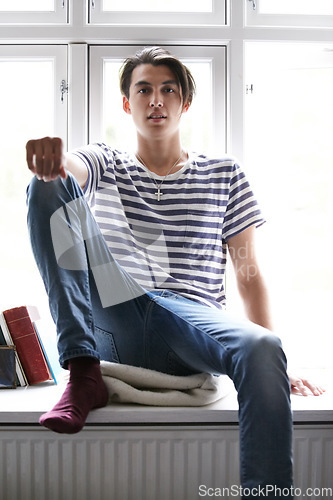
[2,306,52,385]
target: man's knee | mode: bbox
[240,328,286,370]
[27,173,83,221]
[27,175,62,210]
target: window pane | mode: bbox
[0,59,54,307]
[102,60,214,154]
[90,1,225,26]
[244,43,333,369]
[103,0,212,12]
[0,0,54,11]
[259,0,333,16]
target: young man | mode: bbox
[26,47,323,497]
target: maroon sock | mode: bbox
[39,357,108,434]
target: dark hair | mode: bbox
[119,46,196,106]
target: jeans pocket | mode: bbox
[95,326,120,363]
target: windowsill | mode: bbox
[0,380,332,427]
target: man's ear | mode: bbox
[123,96,131,114]
[182,102,190,114]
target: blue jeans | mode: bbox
[27,173,293,498]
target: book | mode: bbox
[0,345,17,388]
[33,321,58,384]
[0,318,28,387]
[1,306,53,385]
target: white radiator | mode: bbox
[0,425,332,500]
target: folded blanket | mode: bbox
[100,361,233,407]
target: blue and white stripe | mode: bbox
[73,144,264,309]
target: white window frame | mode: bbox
[68,43,89,150]
[0,0,68,25]
[88,0,227,26]
[88,45,227,154]
[246,0,333,28]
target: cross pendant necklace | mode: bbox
[136,150,184,202]
[155,187,163,202]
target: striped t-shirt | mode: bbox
[74,144,264,309]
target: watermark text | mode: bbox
[198,484,333,497]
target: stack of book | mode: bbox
[0,305,57,388]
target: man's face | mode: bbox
[123,63,189,142]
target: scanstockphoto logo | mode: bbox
[49,191,171,307]
[227,239,259,281]
[198,484,333,497]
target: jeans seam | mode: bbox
[149,297,233,376]
[143,295,155,370]
[151,295,230,353]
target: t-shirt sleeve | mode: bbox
[71,143,114,207]
[222,162,265,241]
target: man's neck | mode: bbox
[136,136,186,176]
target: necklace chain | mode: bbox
[136,150,184,201]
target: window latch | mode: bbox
[246,84,254,95]
[60,80,68,103]
[248,0,256,10]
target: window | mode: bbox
[0,0,54,10]
[259,0,333,16]
[89,0,227,25]
[0,1,331,373]
[0,45,67,310]
[102,0,212,12]
[243,42,333,369]
[246,0,333,27]
[0,0,68,24]
[89,45,226,155]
